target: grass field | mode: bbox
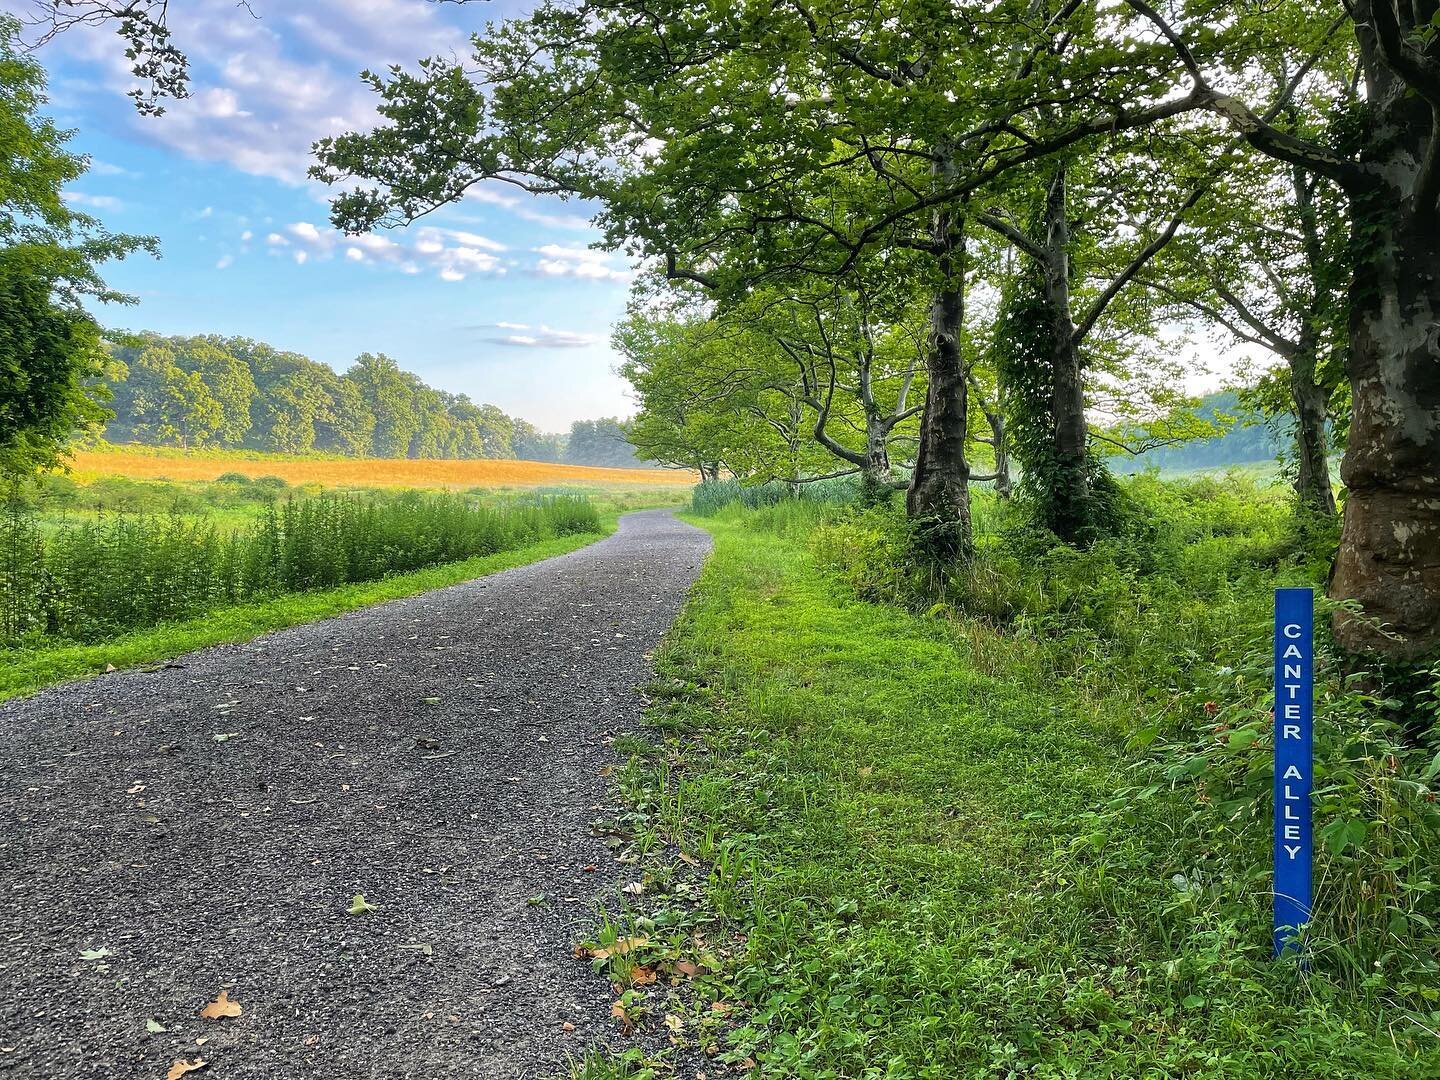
[577,494,1439,1078]
[67,443,694,490]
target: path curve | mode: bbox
[0,509,710,1079]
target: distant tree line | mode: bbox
[1108,392,1290,475]
[100,332,650,467]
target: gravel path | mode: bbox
[0,509,710,1080]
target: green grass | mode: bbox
[580,511,1438,1078]
[0,519,613,702]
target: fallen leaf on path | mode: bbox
[199,990,242,1020]
[397,943,433,956]
[145,1019,166,1034]
[104,664,116,673]
[610,1000,634,1035]
[673,959,702,978]
[677,851,699,867]
[621,881,645,896]
[347,893,377,915]
[212,733,239,743]
[78,948,112,961]
[629,965,658,986]
[167,1059,206,1080]
[664,1013,683,1034]
[583,936,648,960]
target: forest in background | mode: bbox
[97,332,650,469]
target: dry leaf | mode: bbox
[710,1001,733,1015]
[561,1021,575,1033]
[585,936,648,960]
[166,1059,206,1080]
[858,766,873,777]
[677,851,699,866]
[663,1013,684,1034]
[621,881,645,896]
[674,959,702,978]
[629,965,658,986]
[610,1000,634,1035]
[199,990,242,1020]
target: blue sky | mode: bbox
[10,0,636,431]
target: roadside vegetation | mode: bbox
[0,475,622,698]
[579,478,1440,1077]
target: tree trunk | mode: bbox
[1330,184,1440,658]
[907,196,971,557]
[1039,167,1093,541]
[1289,346,1336,517]
[860,411,893,503]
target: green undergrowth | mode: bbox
[576,499,1438,1078]
[0,520,612,701]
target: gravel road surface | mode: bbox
[0,509,710,1079]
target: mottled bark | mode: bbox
[907,203,971,557]
[1331,178,1440,657]
[1326,20,1440,660]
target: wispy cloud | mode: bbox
[63,191,124,210]
[473,322,602,348]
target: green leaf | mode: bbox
[78,947,113,961]
[145,1019,166,1034]
[347,893,377,915]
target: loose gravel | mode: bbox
[0,509,710,1079]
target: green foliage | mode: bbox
[0,524,611,703]
[993,264,1120,543]
[0,16,155,477]
[689,477,863,516]
[0,490,599,644]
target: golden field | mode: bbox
[66,446,695,490]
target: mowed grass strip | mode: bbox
[0,522,611,702]
[613,515,1428,1077]
[67,445,694,489]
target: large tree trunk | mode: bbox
[1329,100,1440,658]
[1039,167,1094,542]
[907,201,971,557]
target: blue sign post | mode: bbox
[1273,587,1314,957]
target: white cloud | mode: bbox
[215,254,234,270]
[40,0,469,185]
[531,243,631,283]
[62,191,124,211]
[479,324,601,349]
[278,220,505,281]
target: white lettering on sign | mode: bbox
[1283,765,1302,780]
[1285,665,1301,679]
[1283,725,1301,739]
[1283,644,1302,658]
[1283,624,1302,639]
[1284,844,1301,859]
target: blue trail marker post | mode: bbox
[1273,587,1314,957]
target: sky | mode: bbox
[7,0,637,432]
